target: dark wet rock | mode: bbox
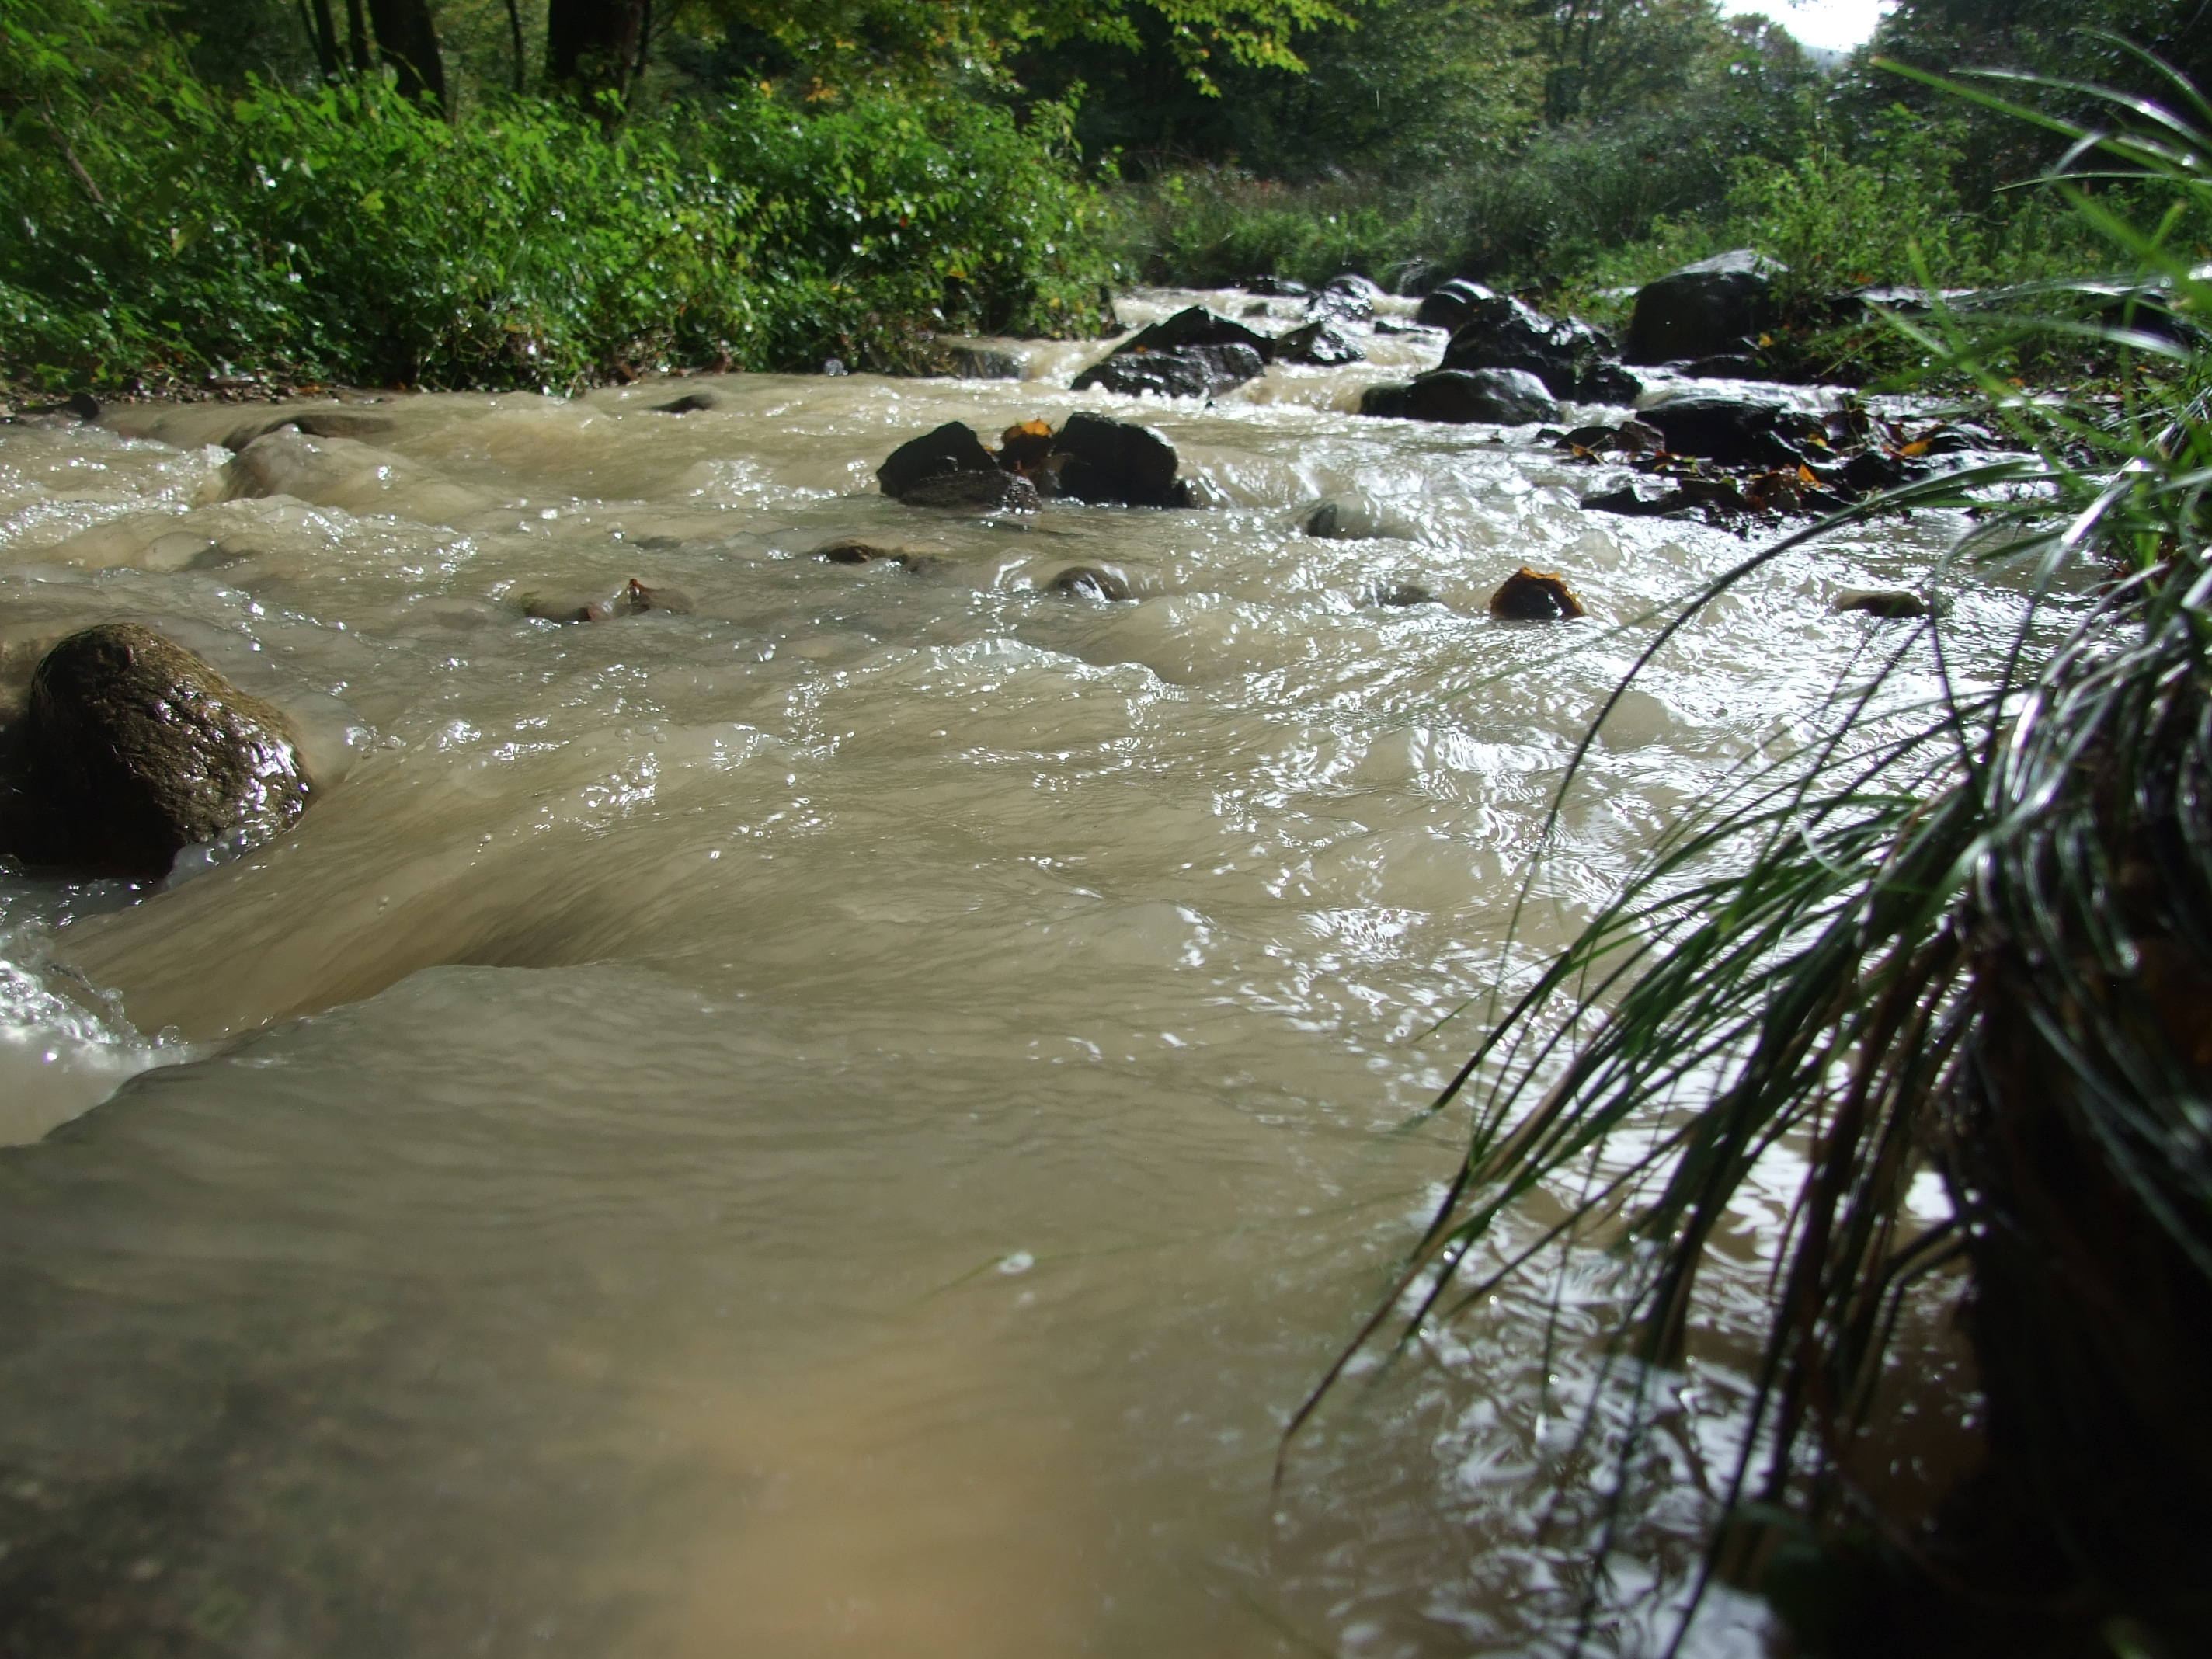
[1402,368,1560,425]
[1359,382,1414,419]
[1273,319,1366,366]
[1241,301,1271,318]
[649,391,722,414]
[1372,583,1436,607]
[1050,411,1188,507]
[524,578,694,622]
[0,623,311,878]
[1303,500,1410,541]
[1581,480,1691,517]
[1243,276,1309,297]
[1488,567,1586,621]
[1439,295,1635,401]
[877,421,1000,501]
[942,345,1026,382]
[1072,344,1262,399]
[814,540,902,565]
[1116,306,1276,364]
[1414,279,1496,332]
[19,393,103,423]
[1638,394,1819,468]
[1624,249,1783,367]
[221,410,400,451]
[1559,419,1665,455]
[1308,274,1384,322]
[1046,565,1132,601]
[901,470,1043,512]
[1837,449,1922,494]
[1835,587,1928,619]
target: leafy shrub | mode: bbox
[0,68,1115,393]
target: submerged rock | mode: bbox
[1272,319,1366,366]
[1488,567,1587,621]
[1835,587,1929,619]
[1371,583,1437,607]
[0,623,311,878]
[524,578,695,622]
[1243,276,1309,297]
[902,470,1042,512]
[222,409,399,451]
[649,391,721,415]
[812,540,912,565]
[1624,249,1783,367]
[1045,565,1132,600]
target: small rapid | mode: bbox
[0,289,2008,1656]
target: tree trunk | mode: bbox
[546,0,649,103]
[297,0,341,78]
[366,0,447,106]
[504,0,526,93]
[344,0,371,73]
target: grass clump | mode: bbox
[1289,44,2212,1659]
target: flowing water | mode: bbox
[0,290,2005,1657]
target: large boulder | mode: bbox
[1399,368,1560,425]
[0,623,311,878]
[1439,295,1634,401]
[1072,344,1262,398]
[1050,411,1188,506]
[1638,392,1820,467]
[1115,306,1275,363]
[1272,319,1365,366]
[877,421,1000,499]
[1307,274,1383,323]
[1624,249,1784,366]
[1414,278,1496,332]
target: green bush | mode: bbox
[0,68,1115,393]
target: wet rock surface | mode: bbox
[1438,295,1637,402]
[1834,587,1929,618]
[876,412,1191,512]
[1363,368,1560,426]
[0,624,311,878]
[1567,397,2019,529]
[1045,565,1132,600]
[1307,275,1383,324]
[1488,568,1587,621]
[1273,319,1366,367]
[524,579,695,622]
[222,410,400,450]
[1624,249,1783,367]
[1414,279,1495,333]
[1073,344,1263,399]
[878,421,1002,501]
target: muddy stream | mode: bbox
[0,289,2002,1657]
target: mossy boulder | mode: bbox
[0,624,311,878]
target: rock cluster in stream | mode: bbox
[0,623,312,879]
[1565,395,2014,527]
[878,413,1192,508]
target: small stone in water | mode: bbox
[1046,565,1131,601]
[1372,583,1436,607]
[1834,587,1928,619]
[1489,567,1587,621]
[650,391,719,415]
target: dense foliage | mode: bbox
[0,20,1115,391]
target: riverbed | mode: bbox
[0,289,1998,1656]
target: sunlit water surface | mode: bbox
[0,290,2011,1657]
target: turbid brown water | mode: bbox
[0,290,2005,1657]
